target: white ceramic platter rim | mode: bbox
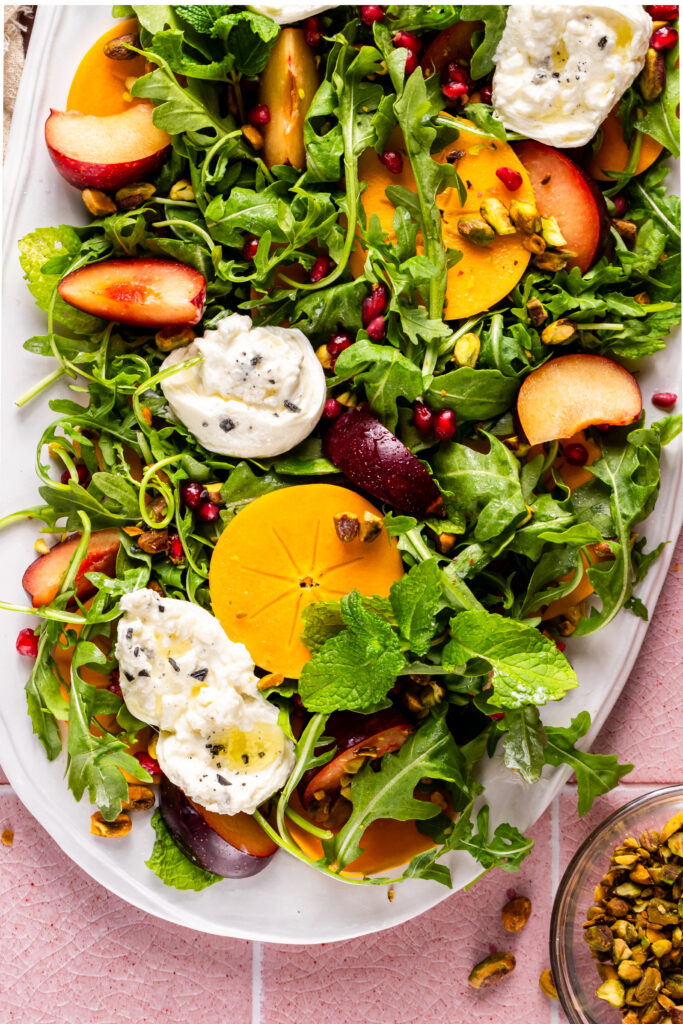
[1,5,681,944]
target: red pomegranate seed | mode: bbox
[403,49,419,75]
[413,402,434,434]
[480,84,493,105]
[136,751,162,777]
[442,80,468,101]
[433,408,457,441]
[652,391,678,409]
[554,639,567,652]
[379,150,403,174]
[197,501,219,523]
[304,16,322,47]
[646,5,679,18]
[360,5,384,26]
[613,195,628,218]
[506,888,518,901]
[496,166,523,191]
[442,61,469,85]
[489,713,505,722]
[180,481,204,510]
[362,283,389,324]
[651,24,678,48]
[563,443,588,466]
[108,670,123,699]
[366,316,386,340]
[248,104,271,126]
[242,235,259,261]
[168,534,183,562]
[594,423,611,433]
[322,398,344,420]
[393,30,421,52]
[310,255,332,284]
[327,333,354,361]
[61,462,90,487]
[16,627,39,658]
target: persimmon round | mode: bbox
[209,484,404,678]
[67,18,148,116]
[590,111,664,183]
[352,120,535,319]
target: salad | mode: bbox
[3,3,681,895]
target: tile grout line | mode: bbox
[550,795,560,1024]
[251,940,263,1024]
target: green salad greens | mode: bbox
[4,4,681,892]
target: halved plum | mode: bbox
[301,708,413,809]
[159,775,277,879]
[514,140,610,273]
[420,21,482,77]
[58,258,206,327]
[22,528,120,607]
[323,406,443,518]
[45,102,171,191]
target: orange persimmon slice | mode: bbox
[590,110,663,182]
[67,18,148,117]
[209,484,404,678]
[352,119,535,319]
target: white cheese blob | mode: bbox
[115,589,295,814]
[160,312,327,458]
[492,5,652,148]
[248,3,334,23]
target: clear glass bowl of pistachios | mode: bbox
[550,785,683,1024]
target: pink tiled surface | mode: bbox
[1,533,681,1024]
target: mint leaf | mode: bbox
[502,706,547,784]
[210,11,280,76]
[389,557,442,657]
[544,713,633,817]
[300,600,346,654]
[299,591,405,712]
[18,227,104,335]
[443,610,578,709]
[146,810,222,891]
[333,713,467,868]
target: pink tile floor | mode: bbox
[1,533,681,1024]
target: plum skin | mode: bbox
[159,776,275,879]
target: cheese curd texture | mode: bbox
[492,5,652,148]
[160,313,326,458]
[248,3,333,23]
[115,589,295,814]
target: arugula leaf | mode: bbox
[299,592,406,712]
[146,810,222,891]
[443,610,578,709]
[460,6,508,79]
[544,713,633,816]
[219,462,290,514]
[427,367,519,422]
[389,558,443,657]
[333,340,423,430]
[634,42,680,158]
[385,5,461,32]
[210,10,280,76]
[332,713,467,868]
[502,706,546,784]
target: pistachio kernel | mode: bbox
[502,895,532,932]
[540,215,567,248]
[539,968,558,1000]
[90,811,132,838]
[81,188,117,217]
[452,332,481,368]
[169,179,195,202]
[457,218,496,246]
[542,318,577,346]
[467,952,516,989]
[115,181,156,211]
[155,326,195,353]
[103,32,140,60]
[480,197,515,236]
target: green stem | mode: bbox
[152,219,215,249]
[284,806,334,841]
[0,507,50,531]
[15,366,65,408]
[634,182,682,242]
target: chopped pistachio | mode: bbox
[510,199,541,234]
[541,215,567,248]
[521,232,546,255]
[169,179,195,202]
[468,952,516,989]
[542,318,577,346]
[526,297,548,327]
[457,218,496,245]
[597,976,626,1008]
[539,968,558,1000]
[480,198,515,236]
[613,219,638,248]
[334,512,360,543]
[452,332,480,368]
[115,181,155,211]
[81,188,117,217]
[533,251,568,272]
[359,511,383,543]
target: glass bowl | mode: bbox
[550,785,683,1024]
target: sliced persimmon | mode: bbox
[67,19,148,117]
[352,120,534,319]
[209,484,404,678]
[590,110,664,183]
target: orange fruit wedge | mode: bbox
[209,484,404,678]
[67,18,148,116]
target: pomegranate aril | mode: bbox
[366,316,386,340]
[495,166,523,191]
[168,534,184,561]
[61,462,90,487]
[310,255,331,284]
[651,25,678,48]
[652,391,678,409]
[180,480,204,510]
[613,195,628,218]
[323,398,344,420]
[489,712,505,722]
[442,80,468,101]
[362,283,389,324]
[479,84,493,105]
[16,627,39,658]
[242,235,259,261]
[136,751,162,777]
[413,402,434,434]
[327,332,354,359]
[563,443,588,466]
[359,5,384,26]
[403,49,419,75]
[442,61,469,86]
[197,501,219,523]
[379,150,403,174]
[433,408,457,441]
[248,104,271,126]
[646,5,679,18]
[304,16,322,47]
[393,30,421,52]
[554,639,567,652]
[108,670,123,699]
